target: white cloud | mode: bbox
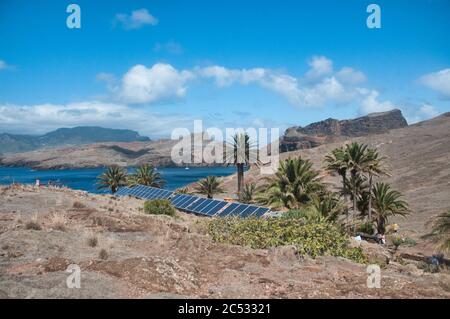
[359,89,395,114]
[198,66,242,87]
[405,103,439,124]
[99,57,377,109]
[336,67,367,84]
[0,101,192,137]
[119,64,194,104]
[198,66,354,108]
[115,8,158,30]
[305,56,333,80]
[419,68,450,98]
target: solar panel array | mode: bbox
[115,184,270,218]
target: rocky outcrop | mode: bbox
[280,109,408,152]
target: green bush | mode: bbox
[403,237,417,247]
[391,236,403,250]
[207,216,367,263]
[143,199,176,217]
[357,221,375,235]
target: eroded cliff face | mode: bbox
[280,109,408,152]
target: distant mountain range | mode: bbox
[280,109,408,152]
[0,126,150,154]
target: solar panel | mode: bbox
[160,190,172,199]
[205,201,228,216]
[191,199,213,213]
[178,197,197,209]
[135,185,147,197]
[251,207,270,218]
[217,203,240,217]
[186,198,207,211]
[115,184,272,219]
[129,185,141,196]
[240,205,259,218]
[198,200,221,214]
[115,187,126,195]
[151,188,163,199]
[143,187,159,199]
[171,194,187,205]
[228,204,250,216]
[176,195,194,207]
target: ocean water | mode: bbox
[0,166,236,194]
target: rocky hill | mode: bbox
[0,134,221,169]
[0,126,150,154]
[280,109,408,152]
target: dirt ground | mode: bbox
[0,185,449,299]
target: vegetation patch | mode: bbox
[208,216,367,263]
[143,199,176,217]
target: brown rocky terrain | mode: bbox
[0,185,449,299]
[280,109,408,152]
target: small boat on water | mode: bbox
[185,167,189,170]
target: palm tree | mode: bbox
[226,133,256,198]
[362,148,389,221]
[240,183,256,204]
[345,174,369,211]
[424,211,450,253]
[371,182,408,234]
[344,142,370,213]
[324,146,348,197]
[97,166,127,194]
[128,164,165,188]
[194,176,224,199]
[310,192,347,222]
[259,157,323,209]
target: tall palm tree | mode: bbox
[345,173,369,211]
[226,133,256,198]
[97,166,127,194]
[371,182,409,234]
[344,142,370,213]
[128,164,165,188]
[424,211,450,254]
[362,148,389,221]
[324,146,348,197]
[194,176,224,199]
[259,157,323,209]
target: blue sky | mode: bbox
[0,0,449,138]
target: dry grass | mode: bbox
[86,234,98,247]
[25,214,41,230]
[25,220,41,230]
[98,248,109,260]
[73,201,86,209]
[47,212,69,231]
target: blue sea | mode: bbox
[0,166,236,194]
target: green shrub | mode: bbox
[143,199,176,217]
[207,217,367,263]
[357,221,375,235]
[282,208,326,223]
[391,236,403,250]
[403,237,417,247]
